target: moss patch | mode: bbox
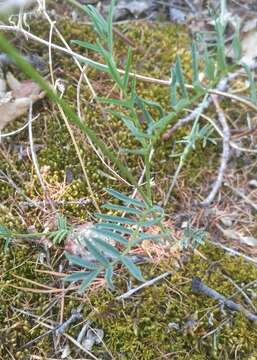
[0,243,257,359]
[0,14,256,360]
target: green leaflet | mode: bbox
[121,256,145,282]
[119,148,148,156]
[91,237,121,258]
[139,98,165,118]
[123,47,132,91]
[0,225,12,253]
[105,267,115,290]
[191,41,202,91]
[84,239,110,268]
[101,203,141,215]
[78,271,99,293]
[170,67,177,107]
[93,228,129,245]
[82,5,108,43]
[138,232,170,241]
[105,188,146,208]
[71,40,100,53]
[107,0,115,52]
[200,36,215,82]
[121,116,148,141]
[175,55,188,99]
[98,97,133,109]
[65,252,98,270]
[215,19,226,72]
[136,96,154,125]
[95,213,138,225]
[140,216,164,227]
[0,225,11,238]
[243,64,257,104]
[232,17,241,62]
[64,271,92,282]
[98,43,123,90]
[94,223,133,235]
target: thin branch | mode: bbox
[116,271,171,300]
[200,95,230,206]
[207,239,257,266]
[192,277,257,322]
[223,274,256,312]
[1,25,257,112]
[162,71,240,140]
[224,182,257,211]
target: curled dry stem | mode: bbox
[200,95,230,206]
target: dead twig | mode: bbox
[0,169,47,212]
[14,306,98,359]
[200,95,230,206]
[116,271,171,300]
[192,277,257,322]
[223,274,256,312]
[18,307,82,350]
[224,182,257,211]
[208,239,257,265]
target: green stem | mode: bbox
[0,33,150,206]
[144,150,152,206]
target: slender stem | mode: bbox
[144,149,152,206]
[0,33,150,206]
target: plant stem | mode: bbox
[0,33,150,207]
[144,150,152,206]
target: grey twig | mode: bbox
[200,95,230,206]
[162,95,212,140]
[0,170,47,212]
[18,307,83,350]
[116,271,171,300]
[224,182,257,211]
[208,239,257,266]
[192,277,257,322]
[223,274,256,312]
[55,309,82,336]
[76,320,91,344]
[19,198,92,208]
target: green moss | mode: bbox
[1,243,256,359]
[0,15,255,360]
[86,243,257,359]
[0,18,213,220]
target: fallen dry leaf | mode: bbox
[0,71,45,131]
[65,222,116,260]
